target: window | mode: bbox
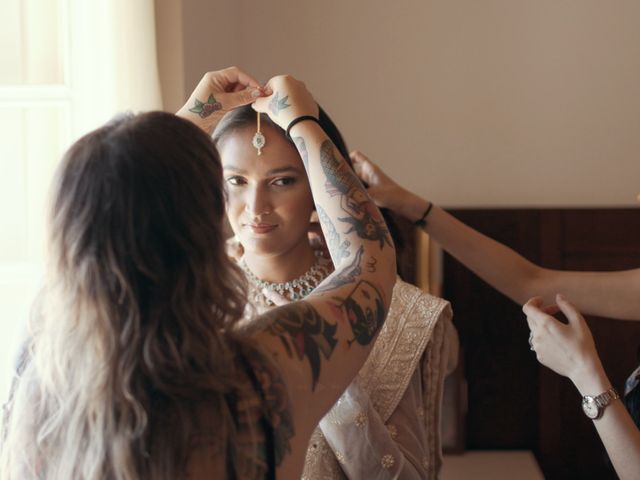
[0,0,71,399]
[0,0,162,401]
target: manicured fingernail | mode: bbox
[250,88,262,98]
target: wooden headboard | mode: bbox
[441,208,640,479]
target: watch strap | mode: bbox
[594,387,619,408]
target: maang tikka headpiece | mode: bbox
[252,111,265,155]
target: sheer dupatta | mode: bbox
[302,279,456,479]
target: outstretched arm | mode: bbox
[249,77,396,475]
[524,296,640,480]
[351,150,640,321]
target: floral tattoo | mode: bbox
[189,94,222,118]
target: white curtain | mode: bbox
[0,0,163,400]
[69,0,163,136]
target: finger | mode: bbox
[262,289,291,306]
[541,304,560,315]
[349,150,370,164]
[252,95,273,114]
[522,297,548,327]
[219,87,264,110]
[555,294,584,326]
[350,152,372,182]
[522,296,544,315]
[219,66,262,90]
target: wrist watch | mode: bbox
[581,387,619,419]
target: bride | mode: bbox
[213,105,457,478]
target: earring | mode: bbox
[252,111,265,155]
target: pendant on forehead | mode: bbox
[252,111,265,155]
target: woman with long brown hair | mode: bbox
[0,68,397,479]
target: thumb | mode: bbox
[555,294,584,327]
[219,87,264,110]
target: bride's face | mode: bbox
[219,125,314,257]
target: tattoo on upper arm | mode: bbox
[260,281,385,403]
[316,205,351,263]
[269,92,291,115]
[320,141,392,249]
[189,94,222,118]
[340,280,386,347]
[293,136,309,170]
[366,256,377,273]
[264,302,338,391]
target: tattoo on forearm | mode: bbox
[314,246,363,294]
[316,205,351,263]
[269,92,291,115]
[264,302,338,391]
[320,141,392,249]
[189,94,222,118]
[293,136,309,170]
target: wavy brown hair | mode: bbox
[0,112,253,479]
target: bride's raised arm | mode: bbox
[251,75,396,468]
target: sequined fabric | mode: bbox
[301,279,455,479]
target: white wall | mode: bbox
[158,0,640,207]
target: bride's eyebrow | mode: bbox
[222,166,246,173]
[265,166,303,176]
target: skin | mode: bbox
[350,149,640,480]
[227,131,424,476]
[524,296,640,480]
[180,73,397,478]
[219,124,317,283]
[350,150,640,322]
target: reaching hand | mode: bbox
[350,150,428,223]
[523,294,604,387]
[177,66,268,133]
[252,75,318,131]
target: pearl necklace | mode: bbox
[240,253,332,307]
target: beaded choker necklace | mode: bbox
[240,253,332,307]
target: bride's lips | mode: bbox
[245,222,277,234]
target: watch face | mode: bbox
[582,396,600,419]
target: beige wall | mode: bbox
[157,0,640,207]
[154,0,185,113]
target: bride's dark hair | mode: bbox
[213,105,411,278]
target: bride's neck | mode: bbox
[242,242,317,283]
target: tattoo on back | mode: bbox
[189,94,222,118]
[226,347,296,474]
[320,141,392,249]
[269,92,291,115]
[265,302,338,391]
